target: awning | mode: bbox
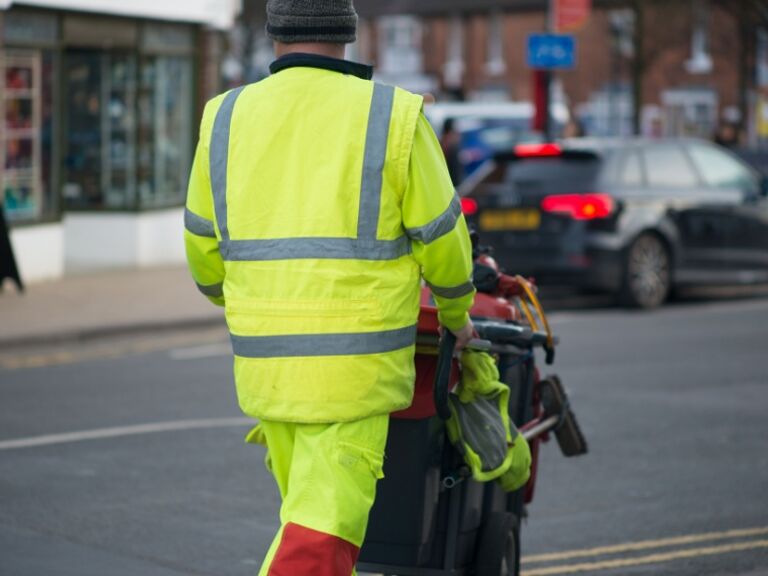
[1,0,242,29]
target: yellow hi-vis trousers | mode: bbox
[253,415,389,576]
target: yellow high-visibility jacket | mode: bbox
[185,56,475,423]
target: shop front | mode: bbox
[0,9,62,281]
[0,2,236,282]
[59,15,196,271]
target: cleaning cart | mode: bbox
[357,238,587,576]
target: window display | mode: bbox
[1,50,49,221]
[2,18,197,218]
[63,51,137,209]
[137,56,192,208]
[64,49,192,210]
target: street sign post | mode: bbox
[530,0,583,142]
[527,34,576,70]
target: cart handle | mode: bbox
[434,331,456,420]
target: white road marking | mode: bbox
[0,417,254,451]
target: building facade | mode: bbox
[1,0,239,283]
[352,0,762,145]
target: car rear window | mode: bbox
[503,157,602,194]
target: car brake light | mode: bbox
[460,197,478,216]
[541,193,615,220]
[514,143,562,157]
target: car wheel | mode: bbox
[621,234,671,309]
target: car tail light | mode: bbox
[514,143,562,157]
[541,193,615,220]
[460,197,478,216]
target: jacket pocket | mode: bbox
[336,440,385,480]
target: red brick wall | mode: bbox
[503,12,546,102]
[639,2,693,107]
[709,4,741,112]
[463,14,488,94]
[640,2,740,113]
[558,10,614,109]
[376,3,746,133]
[423,17,448,83]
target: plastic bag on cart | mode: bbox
[446,350,531,491]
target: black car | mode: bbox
[458,138,768,308]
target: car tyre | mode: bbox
[620,233,671,309]
[475,512,520,576]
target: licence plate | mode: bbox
[480,209,541,231]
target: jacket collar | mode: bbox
[269,53,373,80]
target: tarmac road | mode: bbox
[1,294,767,576]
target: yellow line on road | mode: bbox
[521,538,768,576]
[522,526,768,564]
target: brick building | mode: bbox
[350,0,763,143]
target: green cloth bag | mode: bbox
[446,349,531,491]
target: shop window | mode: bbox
[378,16,423,75]
[581,85,634,137]
[63,51,137,210]
[62,49,193,210]
[661,88,717,138]
[1,49,57,223]
[137,56,193,208]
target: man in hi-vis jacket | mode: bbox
[184,1,475,573]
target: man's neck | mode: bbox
[274,42,346,60]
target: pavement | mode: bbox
[0,267,225,348]
[3,265,767,350]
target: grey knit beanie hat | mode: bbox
[266,0,358,44]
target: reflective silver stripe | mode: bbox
[230,324,417,358]
[210,86,246,243]
[196,282,224,298]
[427,280,475,299]
[221,236,411,261]
[211,83,408,262]
[357,83,395,240]
[184,208,216,238]
[406,194,462,244]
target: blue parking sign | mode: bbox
[527,34,576,69]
